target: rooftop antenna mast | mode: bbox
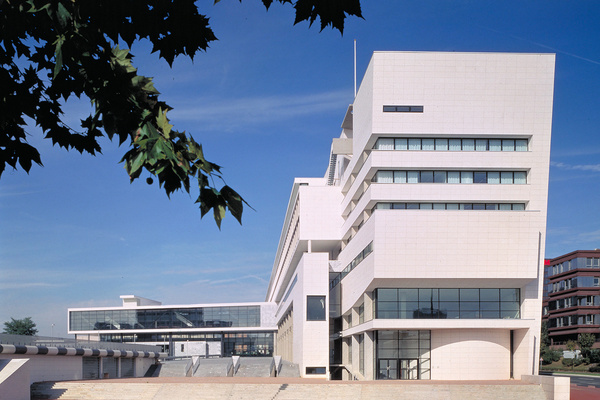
[354,39,357,98]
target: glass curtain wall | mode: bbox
[376,330,430,380]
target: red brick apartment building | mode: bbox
[543,250,600,345]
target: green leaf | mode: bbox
[156,108,173,138]
[53,35,65,78]
[56,2,71,29]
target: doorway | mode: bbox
[378,358,419,380]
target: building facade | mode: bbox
[543,250,600,344]
[266,51,555,380]
[68,295,277,357]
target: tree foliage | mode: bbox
[2,317,38,336]
[0,0,362,227]
[578,333,596,359]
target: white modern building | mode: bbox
[266,51,555,380]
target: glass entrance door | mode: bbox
[377,359,398,379]
[399,359,419,379]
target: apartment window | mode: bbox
[383,105,424,113]
[587,258,600,268]
[307,296,326,321]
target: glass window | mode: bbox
[447,171,460,184]
[473,172,487,183]
[512,203,525,211]
[500,171,513,184]
[489,139,502,151]
[435,139,448,151]
[395,138,408,150]
[462,139,475,151]
[420,203,433,210]
[394,171,407,183]
[433,203,446,210]
[460,171,473,184]
[515,139,528,151]
[307,296,326,321]
[446,203,459,210]
[377,138,394,150]
[472,203,485,210]
[407,171,419,183]
[449,139,462,151]
[422,139,435,150]
[406,203,419,209]
[409,139,421,150]
[420,171,434,183]
[377,289,398,301]
[398,289,419,302]
[376,171,394,183]
[434,171,446,183]
[514,171,527,184]
[487,172,500,184]
[475,139,487,151]
[502,139,515,151]
[460,289,479,302]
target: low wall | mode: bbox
[522,374,570,400]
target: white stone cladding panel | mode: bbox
[430,329,510,380]
[370,52,555,137]
[371,211,542,280]
[298,185,344,241]
[286,252,330,378]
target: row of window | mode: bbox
[549,277,600,294]
[329,242,374,290]
[548,314,600,328]
[547,295,600,312]
[374,288,520,320]
[383,105,424,113]
[548,257,600,277]
[374,138,528,152]
[374,202,526,211]
[373,170,527,184]
[70,306,261,331]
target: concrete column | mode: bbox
[364,331,375,380]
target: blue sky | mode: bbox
[1,1,599,337]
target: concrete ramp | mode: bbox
[154,360,190,377]
[0,359,30,400]
[234,357,274,377]
[277,360,300,377]
[193,358,232,377]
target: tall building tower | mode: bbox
[266,51,555,380]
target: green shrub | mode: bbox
[590,365,600,373]
[541,348,562,364]
[590,349,600,364]
[562,357,583,367]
